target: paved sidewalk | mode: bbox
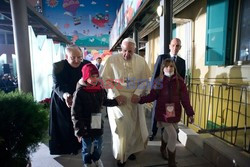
[31,113,214,167]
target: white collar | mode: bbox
[169,53,177,58]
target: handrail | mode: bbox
[185,82,250,152]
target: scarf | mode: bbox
[83,83,102,93]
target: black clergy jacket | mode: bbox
[49,59,90,155]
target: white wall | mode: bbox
[28,26,65,102]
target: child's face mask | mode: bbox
[164,71,174,77]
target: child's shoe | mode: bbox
[83,163,92,167]
[94,159,104,167]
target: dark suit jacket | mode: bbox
[150,53,186,88]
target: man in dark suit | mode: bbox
[149,38,186,140]
[95,57,102,69]
[95,57,104,73]
[150,38,185,83]
[49,44,90,155]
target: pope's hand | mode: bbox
[115,95,127,105]
[131,94,140,103]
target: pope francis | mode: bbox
[101,37,151,166]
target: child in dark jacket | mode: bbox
[71,63,118,167]
[136,59,194,167]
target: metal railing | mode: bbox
[182,80,250,152]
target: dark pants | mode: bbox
[151,116,158,136]
[81,136,103,164]
[150,103,158,136]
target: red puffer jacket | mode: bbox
[139,74,194,123]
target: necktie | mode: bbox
[173,56,176,62]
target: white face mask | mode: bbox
[164,71,174,77]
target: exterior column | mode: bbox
[159,0,173,54]
[10,0,33,93]
[133,25,139,54]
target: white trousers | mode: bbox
[158,122,177,152]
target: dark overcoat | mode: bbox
[49,59,89,155]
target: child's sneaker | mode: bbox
[94,159,104,167]
[83,163,92,167]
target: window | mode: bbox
[205,0,237,66]
[237,0,250,62]
[206,0,250,65]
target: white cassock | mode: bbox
[101,53,151,163]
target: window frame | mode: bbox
[205,0,239,66]
[205,0,231,66]
[235,0,250,65]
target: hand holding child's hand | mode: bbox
[77,136,82,143]
[63,93,73,108]
[116,95,127,105]
[131,94,140,103]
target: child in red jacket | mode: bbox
[136,59,194,167]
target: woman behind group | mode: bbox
[135,59,194,167]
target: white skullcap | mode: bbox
[121,37,136,48]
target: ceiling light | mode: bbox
[157,5,163,17]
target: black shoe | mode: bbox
[71,149,80,155]
[149,135,155,141]
[117,160,126,167]
[128,154,136,160]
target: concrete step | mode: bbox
[204,137,250,167]
[178,123,250,167]
[178,123,213,157]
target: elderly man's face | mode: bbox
[66,48,83,68]
[121,41,135,60]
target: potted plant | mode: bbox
[0,91,49,167]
